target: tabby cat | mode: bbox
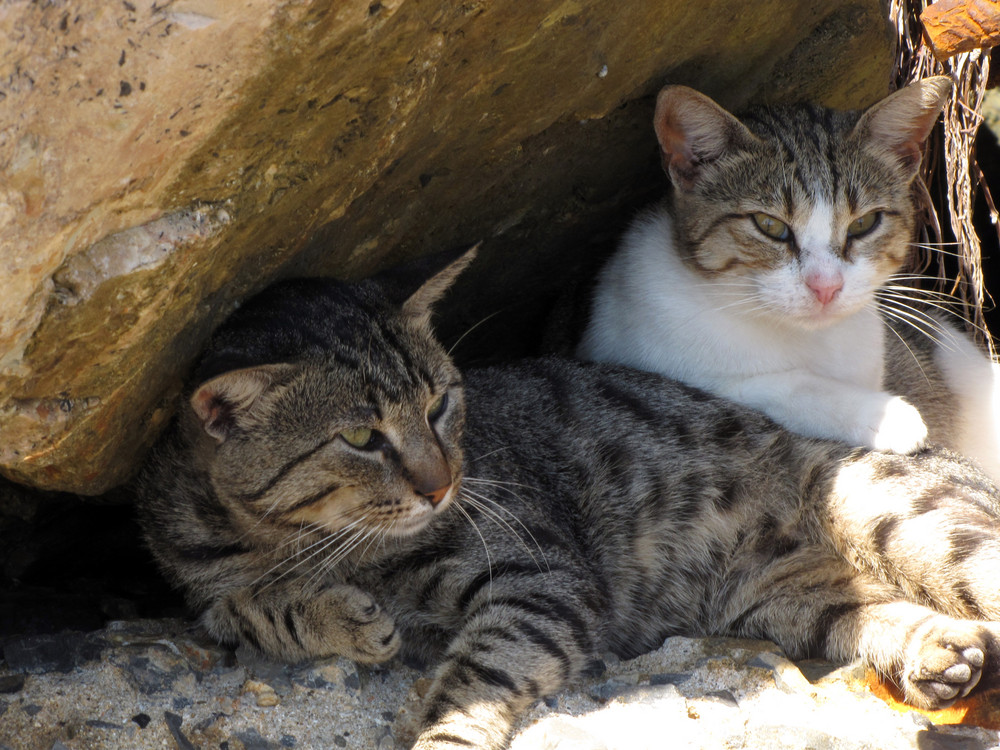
[578,77,1000,480]
[140,250,1000,750]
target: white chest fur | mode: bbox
[579,210,925,453]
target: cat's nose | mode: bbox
[421,483,452,507]
[805,273,843,305]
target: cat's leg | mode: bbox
[202,579,400,663]
[722,546,999,709]
[728,370,927,453]
[819,447,1000,619]
[409,569,604,750]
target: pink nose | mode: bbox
[805,274,843,305]
[423,483,452,507]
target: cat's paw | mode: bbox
[900,617,989,709]
[870,397,927,454]
[207,582,399,663]
[316,585,400,663]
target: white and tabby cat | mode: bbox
[578,77,1000,479]
[141,251,1000,749]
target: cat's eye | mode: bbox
[428,392,448,421]
[340,427,376,449]
[847,211,881,238]
[751,213,791,241]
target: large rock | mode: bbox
[0,0,895,493]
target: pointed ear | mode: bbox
[190,363,298,442]
[654,86,758,191]
[853,76,952,174]
[401,243,479,325]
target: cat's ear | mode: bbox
[191,363,298,442]
[853,76,952,174]
[401,243,479,326]
[654,86,757,191]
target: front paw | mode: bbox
[207,583,400,663]
[901,617,988,709]
[870,397,927,454]
[316,585,400,664]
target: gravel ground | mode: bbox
[1,618,999,750]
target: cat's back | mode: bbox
[461,357,802,493]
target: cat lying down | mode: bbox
[141,249,1000,749]
[580,77,1000,481]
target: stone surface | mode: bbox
[0,0,896,493]
[1,620,999,750]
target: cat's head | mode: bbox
[654,77,951,328]
[184,249,475,554]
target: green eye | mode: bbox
[428,392,448,421]
[751,213,791,241]
[847,211,881,237]
[340,427,375,449]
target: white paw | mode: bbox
[870,397,928,454]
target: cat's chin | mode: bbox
[781,302,862,330]
[385,492,458,538]
[386,518,435,537]
[788,313,846,330]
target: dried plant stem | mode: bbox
[890,0,996,355]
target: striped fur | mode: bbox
[140,253,1000,749]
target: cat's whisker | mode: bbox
[463,475,539,496]
[306,526,380,590]
[249,521,315,559]
[695,280,759,289]
[470,446,513,463]
[879,287,966,307]
[880,289,992,339]
[355,523,393,567]
[879,287,964,311]
[876,300,958,352]
[884,274,968,291]
[460,489,548,571]
[876,295,955,340]
[447,310,504,356]
[710,296,771,315]
[461,490,520,535]
[304,524,381,590]
[260,532,353,592]
[276,521,327,553]
[871,301,935,387]
[883,279,977,302]
[882,278,982,306]
[454,501,493,592]
[274,527,352,576]
[252,519,367,593]
[907,243,965,259]
[876,287,976,334]
[907,240,963,248]
[462,479,548,566]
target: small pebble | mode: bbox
[244,679,280,707]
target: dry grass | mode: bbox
[890,0,997,353]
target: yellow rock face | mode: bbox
[0,0,894,492]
